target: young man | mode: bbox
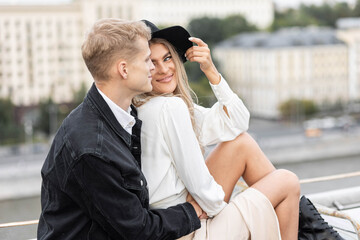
[37,19,201,239]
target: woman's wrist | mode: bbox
[204,65,220,85]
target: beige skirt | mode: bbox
[178,188,281,240]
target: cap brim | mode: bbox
[152,26,193,63]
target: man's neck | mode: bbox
[95,80,133,111]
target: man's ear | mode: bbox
[117,61,128,79]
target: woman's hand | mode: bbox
[185,37,220,85]
[187,193,208,219]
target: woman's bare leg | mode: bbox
[205,132,300,240]
[252,169,300,240]
[205,132,275,202]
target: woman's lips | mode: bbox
[157,74,173,83]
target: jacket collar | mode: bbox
[85,83,134,146]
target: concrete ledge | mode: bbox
[262,134,360,164]
[307,186,360,208]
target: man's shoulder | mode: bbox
[64,103,98,134]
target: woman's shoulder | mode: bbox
[139,96,187,111]
[137,96,188,120]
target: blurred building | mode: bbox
[0,0,142,106]
[0,3,87,106]
[336,18,360,103]
[214,27,350,118]
[0,0,273,106]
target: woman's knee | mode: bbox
[276,169,300,196]
[232,132,259,153]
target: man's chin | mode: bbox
[144,85,153,93]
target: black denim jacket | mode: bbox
[37,83,200,239]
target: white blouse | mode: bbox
[137,76,250,217]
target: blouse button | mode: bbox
[140,180,143,186]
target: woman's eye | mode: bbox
[164,56,172,62]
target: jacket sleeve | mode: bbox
[68,154,200,240]
[194,75,250,146]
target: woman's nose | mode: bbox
[157,62,168,74]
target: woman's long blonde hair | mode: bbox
[133,38,201,147]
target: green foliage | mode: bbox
[72,82,88,109]
[34,98,55,136]
[278,99,318,120]
[187,14,258,48]
[185,15,257,94]
[0,124,24,145]
[189,76,216,108]
[0,98,14,126]
[353,0,360,17]
[184,61,204,84]
[221,15,258,39]
[187,17,223,47]
[0,98,24,145]
[34,83,89,137]
[270,1,360,31]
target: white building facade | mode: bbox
[214,28,350,118]
[0,0,274,106]
[336,18,360,103]
[0,4,87,106]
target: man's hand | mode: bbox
[187,193,208,219]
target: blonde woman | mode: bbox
[135,20,300,239]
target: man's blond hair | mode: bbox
[82,18,151,81]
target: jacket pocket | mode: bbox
[123,170,145,191]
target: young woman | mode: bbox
[134,20,300,239]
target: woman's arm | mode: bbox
[194,76,250,146]
[186,37,250,146]
[160,97,227,217]
[185,37,220,85]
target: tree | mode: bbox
[221,15,257,39]
[334,2,353,18]
[0,98,13,126]
[278,99,318,120]
[186,15,257,94]
[72,82,88,108]
[187,15,258,48]
[187,17,223,47]
[270,1,358,31]
[35,98,56,136]
[189,76,216,108]
[352,0,360,17]
[0,98,24,144]
[34,82,89,137]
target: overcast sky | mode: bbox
[0,0,357,8]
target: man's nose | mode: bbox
[149,60,155,71]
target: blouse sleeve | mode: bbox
[160,97,227,217]
[195,75,250,146]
